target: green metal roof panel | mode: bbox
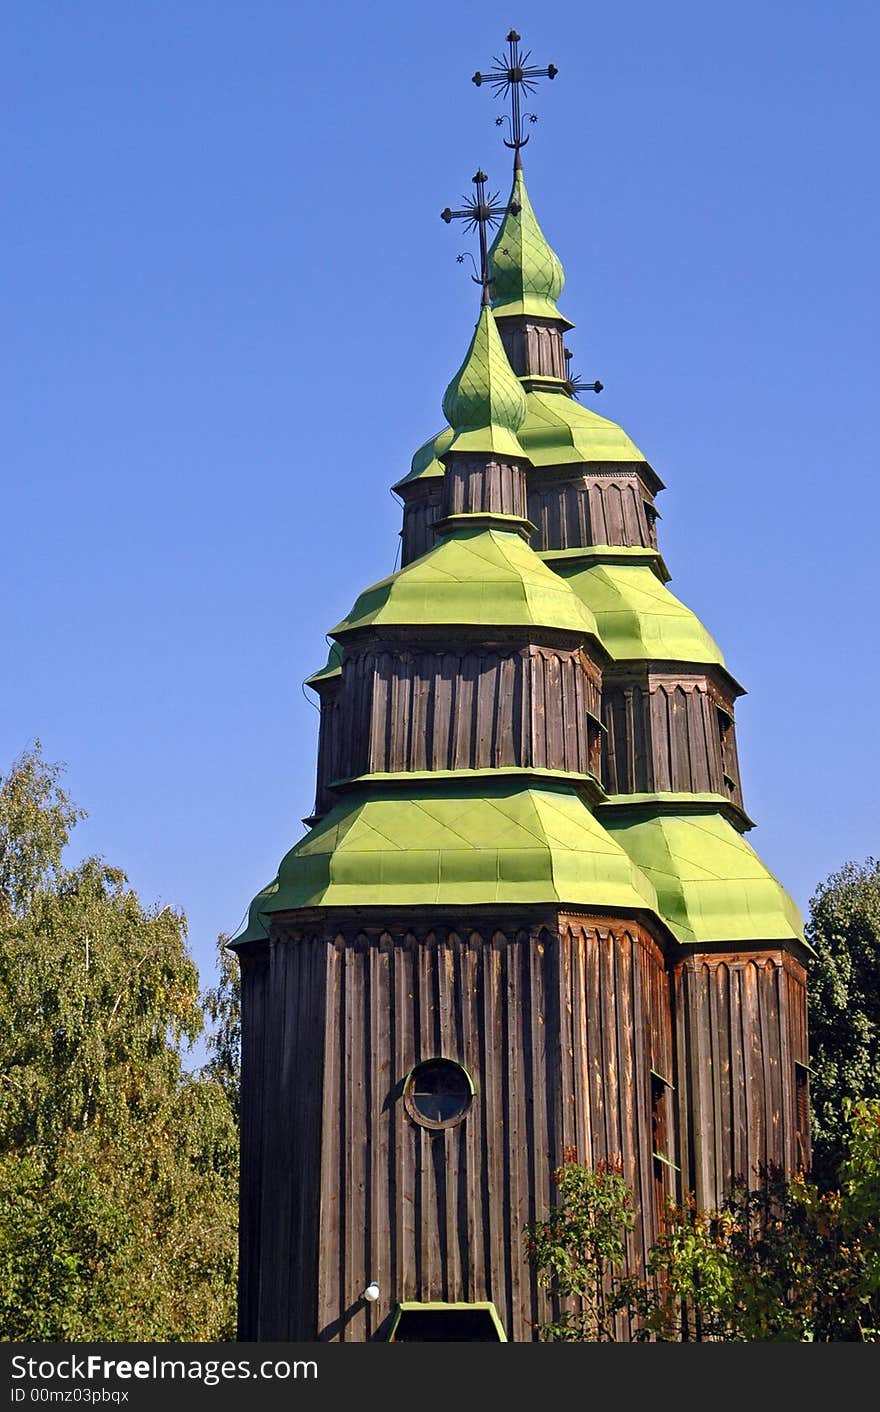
[235,781,661,926]
[521,391,647,466]
[304,639,343,687]
[541,545,671,583]
[441,306,528,459]
[553,558,725,664]
[602,810,806,946]
[488,166,569,324]
[329,525,600,638]
[396,390,649,489]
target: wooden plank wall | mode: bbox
[528,474,655,552]
[673,951,809,1210]
[400,483,443,566]
[321,643,600,786]
[237,942,327,1340]
[442,456,528,519]
[496,318,567,380]
[237,916,672,1342]
[602,674,745,810]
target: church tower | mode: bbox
[232,32,811,1342]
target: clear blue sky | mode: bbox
[4,1,878,1018]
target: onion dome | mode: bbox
[488,165,568,324]
[441,306,528,459]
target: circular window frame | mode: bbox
[403,1057,475,1131]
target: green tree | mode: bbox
[523,1150,638,1340]
[805,858,880,1185]
[525,1104,880,1342]
[0,745,238,1340]
[203,933,241,1118]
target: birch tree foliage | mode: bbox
[0,745,238,1341]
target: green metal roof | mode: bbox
[395,389,648,490]
[520,390,648,468]
[542,545,671,584]
[551,557,725,665]
[233,781,661,939]
[441,306,528,459]
[488,165,569,325]
[329,524,599,639]
[602,810,806,947]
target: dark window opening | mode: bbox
[389,1303,506,1342]
[651,1070,678,1224]
[716,706,737,794]
[587,713,605,782]
[795,1062,811,1170]
[403,1058,473,1129]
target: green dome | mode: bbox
[441,306,528,459]
[550,558,725,664]
[488,166,567,323]
[234,780,661,938]
[603,810,805,945]
[330,524,599,639]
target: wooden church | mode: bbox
[231,33,811,1342]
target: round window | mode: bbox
[403,1058,473,1129]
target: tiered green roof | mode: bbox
[329,524,599,639]
[546,556,725,665]
[238,781,661,937]
[602,810,805,945]
[238,151,804,956]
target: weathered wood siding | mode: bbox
[602,673,745,810]
[441,454,528,520]
[237,942,327,1342]
[495,316,567,380]
[400,482,442,566]
[311,677,342,818]
[528,472,657,552]
[237,914,673,1342]
[673,951,809,1210]
[311,643,602,802]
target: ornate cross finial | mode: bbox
[472,29,558,153]
[441,170,520,304]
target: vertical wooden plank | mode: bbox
[708,963,730,1193]
[504,935,528,1340]
[526,930,551,1334]
[316,941,342,1337]
[460,935,481,1302]
[635,931,658,1265]
[438,935,460,1300]
[394,935,417,1302]
[481,936,507,1328]
[417,935,439,1297]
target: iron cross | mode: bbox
[441,170,520,304]
[472,29,558,152]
